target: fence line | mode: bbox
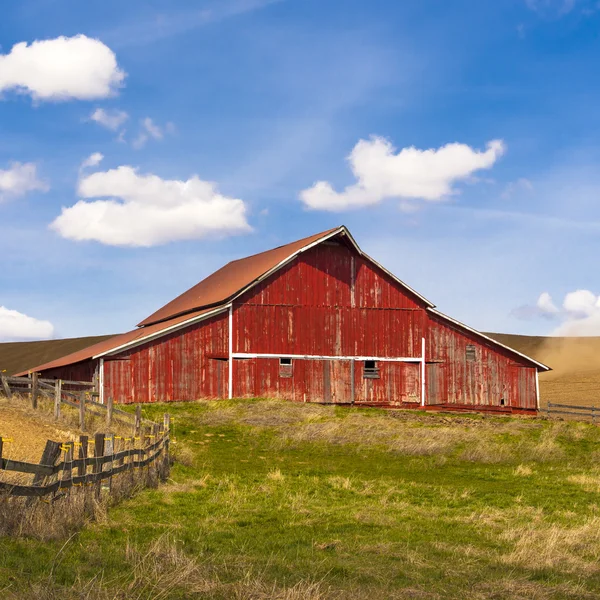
[1,374,154,431]
[0,415,170,498]
[546,402,599,422]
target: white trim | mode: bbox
[535,370,540,410]
[421,337,426,407]
[99,358,105,405]
[94,305,230,359]
[232,352,422,362]
[228,305,233,399]
[427,307,551,372]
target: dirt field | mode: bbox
[0,399,79,463]
[488,333,600,408]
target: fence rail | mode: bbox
[0,416,170,498]
[546,402,599,422]
[1,374,154,430]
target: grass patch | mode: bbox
[3,399,600,598]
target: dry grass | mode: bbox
[500,516,600,574]
[0,460,162,540]
[3,535,334,600]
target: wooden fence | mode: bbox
[1,374,153,431]
[1,374,170,499]
[0,415,170,498]
[546,402,600,422]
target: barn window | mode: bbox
[363,360,380,379]
[466,345,477,362]
[279,357,293,378]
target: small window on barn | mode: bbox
[466,345,477,362]
[363,360,380,379]
[279,357,293,378]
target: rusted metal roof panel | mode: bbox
[15,306,226,376]
[137,227,344,327]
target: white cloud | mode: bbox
[300,137,506,212]
[0,162,48,202]
[501,177,533,199]
[537,291,559,314]
[50,166,251,247]
[531,290,600,335]
[90,108,129,130]
[0,306,54,341]
[80,152,104,170]
[0,35,125,101]
[132,117,168,149]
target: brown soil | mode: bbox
[487,333,600,408]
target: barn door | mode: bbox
[426,363,445,405]
[323,360,353,404]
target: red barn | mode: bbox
[19,226,549,413]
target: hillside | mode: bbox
[0,335,115,376]
[3,398,600,599]
[486,333,600,407]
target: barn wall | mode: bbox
[232,242,428,404]
[234,243,427,357]
[103,313,228,403]
[425,313,538,410]
[41,360,98,383]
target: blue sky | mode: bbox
[1,0,600,341]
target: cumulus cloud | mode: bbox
[0,162,48,202]
[521,290,600,335]
[300,137,506,211]
[80,152,104,170]
[90,108,129,130]
[537,291,559,315]
[0,306,54,341]
[0,35,125,102]
[50,166,251,247]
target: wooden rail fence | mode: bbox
[1,374,154,431]
[546,402,600,422]
[0,415,170,497]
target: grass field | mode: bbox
[3,399,600,598]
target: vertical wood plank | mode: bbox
[1,375,12,400]
[31,372,39,409]
[106,396,114,430]
[79,391,86,432]
[78,435,88,480]
[54,380,62,420]
[93,433,105,500]
[134,405,141,435]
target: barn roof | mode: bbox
[15,225,550,375]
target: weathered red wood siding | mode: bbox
[103,313,228,403]
[40,361,98,383]
[232,242,427,405]
[425,313,537,410]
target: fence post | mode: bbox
[31,372,39,409]
[0,437,3,466]
[162,414,171,481]
[106,396,114,430]
[27,439,61,505]
[93,433,105,500]
[547,402,551,418]
[104,434,114,492]
[1,374,12,399]
[62,441,74,494]
[79,391,86,432]
[134,405,142,436]
[593,406,597,425]
[53,380,62,420]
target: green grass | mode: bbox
[3,399,600,599]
